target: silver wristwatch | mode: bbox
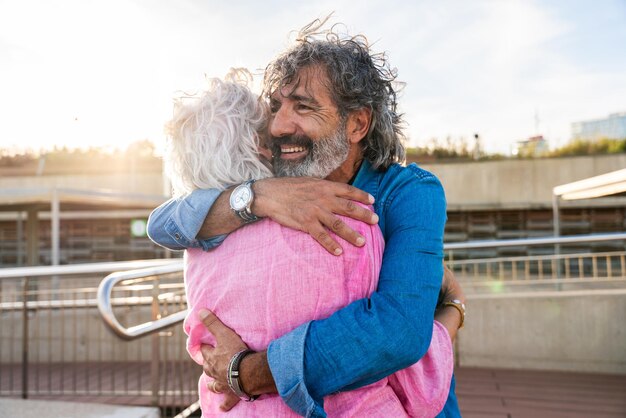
[229,180,259,223]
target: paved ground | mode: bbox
[455,367,626,418]
[0,398,159,418]
[2,364,625,417]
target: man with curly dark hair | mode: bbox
[148,18,462,417]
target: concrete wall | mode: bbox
[0,173,165,196]
[458,289,626,375]
[420,154,626,210]
[3,154,625,209]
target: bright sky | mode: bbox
[1,0,625,154]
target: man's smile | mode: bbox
[278,145,308,160]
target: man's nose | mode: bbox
[270,105,297,138]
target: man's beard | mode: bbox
[270,123,350,179]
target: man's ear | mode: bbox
[346,107,372,144]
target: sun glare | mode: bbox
[0,1,195,154]
[1,1,625,155]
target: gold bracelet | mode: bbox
[442,299,466,329]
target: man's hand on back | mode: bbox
[193,177,378,255]
[199,309,246,411]
[198,309,277,410]
[253,177,378,255]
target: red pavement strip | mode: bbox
[455,367,626,418]
[2,364,625,417]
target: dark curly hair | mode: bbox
[263,17,406,170]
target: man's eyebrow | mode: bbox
[290,93,320,107]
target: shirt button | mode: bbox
[174,233,181,240]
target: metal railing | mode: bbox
[445,232,626,251]
[2,233,625,417]
[97,263,187,340]
[93,232,626,367]
[444,232,626,294]
[0,259,198,417]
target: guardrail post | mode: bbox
[552,195,563,283]
[150,278,161,407]
[21,277,29,399]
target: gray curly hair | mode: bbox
[263,17,406,170]
[165,69,272,197]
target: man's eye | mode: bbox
[296,103,312,111]
[269,102,280,113]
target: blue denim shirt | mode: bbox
[147,161,460,418]
[147,188,227,251]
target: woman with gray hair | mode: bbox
[165,69,273,197]
[165,69,455,417]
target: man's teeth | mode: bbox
[281,146,306,153]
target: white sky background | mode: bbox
[1,0,625,155]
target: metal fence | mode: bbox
[446,233,626,294]
[450,250,626,280]
[0,260,198,417]
[2,233,626,417]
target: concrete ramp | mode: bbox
[0,398,159,418]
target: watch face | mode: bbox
[230,185,252,211]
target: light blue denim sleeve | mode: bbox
[267,172,447,417]
[146,189,227,251]
[267,323,327,418]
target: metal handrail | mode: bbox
[95,232,626,341]
[97,263,187,340]
[1,259,196,411]
[0,259,181,280]
[444,232,626,250]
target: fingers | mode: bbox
[327,183,377,224]
[219,392,241,411]
[200,344,214,376]
[320,212,366,250]
[306,202,377,255]
[335,198,379,225]
[198,309,232,340]
[206,380,241,412]
[259,177,380,254]
[336,183,375,206]
[308,222,343,255]
[200,346,221,381]
[206,379,228,394]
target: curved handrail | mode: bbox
[97,261,187,340]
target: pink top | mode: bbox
[184,214,453,417]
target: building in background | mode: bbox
[511,135,549,157]
[571,112,626,141]
[2,154,626,266]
